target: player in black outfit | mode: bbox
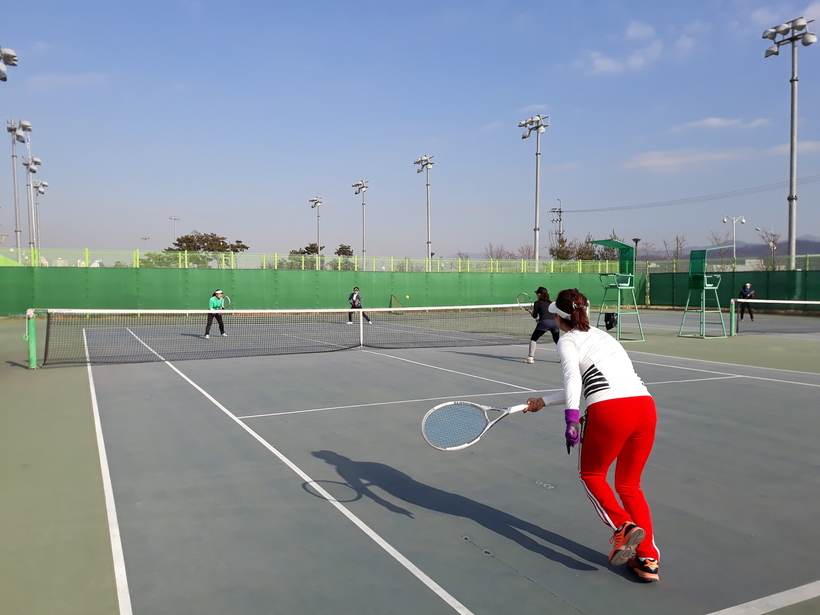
[348,286,372,324]
[738,282,755,321]
[524,286,560,363]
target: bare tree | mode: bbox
[484,243,516,259]
[708,230,733,271]
[516,243,535,259]
[663,235,687,261]
[756,229,782,271]
[455,250,471,259]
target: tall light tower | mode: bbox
[519,114,549,271]
[33,180,47,251]
[169,216,180,244]
[22,155,42,252]
[352,180,369,270]
[762,17,816,270]
[308,196,323,257]
[7,119,31,261]
[413,155,434,269]
[722,214,745,265]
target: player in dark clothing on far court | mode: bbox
[738,282,755,321]
[524,286,560,364]
[348,286,372,324]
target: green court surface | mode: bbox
[1,310,819,615]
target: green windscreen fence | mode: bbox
[1,268,616,315]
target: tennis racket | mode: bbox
[421,401,529,451]
[221,295,232,309]
[517,292,532,314]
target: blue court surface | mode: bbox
[2,310,819,615]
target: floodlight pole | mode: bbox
[413,156,434,270]
[762,17,816,270]
[722,214,745,266]
[33,180,47,251]
[309,196,323,267]
[7,119,30,261]
[169,216,180,244]
[352,181,369,271]
[519,115,549,272]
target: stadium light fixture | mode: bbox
[308,196,323,257]
[352,180,369,269]
[518,114,550,271]
[7,119,32,260]
[413,156,435,269]
[722,214,745,265]
[761,16,816,270]
[0,45,19,82]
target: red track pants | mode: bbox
[579,395,660,561]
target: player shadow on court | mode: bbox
[311,450,602,571]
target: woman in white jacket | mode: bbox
[524,288,660,582]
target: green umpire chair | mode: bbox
[589,239,644,342]
[677,247,731,338]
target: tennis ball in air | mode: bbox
[405,295,410,299]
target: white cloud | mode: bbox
[626,21,656,39]
[674,35,695,54]
[625,40,663,70]
[582,22,663,74]
[804,2,820,20]
[520,104,549,114]
[749,7,781,27]
[25,73,106,92]
[622,148,752,172]
[670,117,771,132]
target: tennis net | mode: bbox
[33,304,531,366]
[731,299,820,336]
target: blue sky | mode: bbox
[2,0,819,258]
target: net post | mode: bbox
[25,309,38,369]
[729,299,736,336]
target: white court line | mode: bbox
[117,328,474,615]
[704,579,820,615]
[111,333,820,615]
[83,331,133,615]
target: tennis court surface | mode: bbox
[2,309,819,615]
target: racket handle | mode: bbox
[508,404,529,414]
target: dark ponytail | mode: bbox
[554,288,590,331]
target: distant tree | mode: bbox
[168,231,249,253]
[335,244,354,256]
[549,235,574,260]
[663,235,687,262]
[289,243,323,255]
[708,231,733,271]
[515,243,535,259]
[756,229,782,271]
[455,251,471,259]
[595,230,625,261]
[574,234,597,260]
[484,243,516,259]
[139,251,185,269]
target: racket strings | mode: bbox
[423,403,490,450]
